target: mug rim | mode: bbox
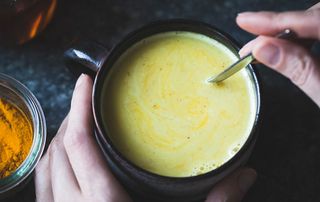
[92,19,261,182]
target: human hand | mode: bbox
[35,74,132,202]
[35,74,256,202]
[237,3,320,107]
[205,167,256,202]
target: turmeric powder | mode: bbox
[0,98,33,178]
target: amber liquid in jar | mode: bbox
[0,0,57,45]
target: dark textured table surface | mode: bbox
[1,0,320,201]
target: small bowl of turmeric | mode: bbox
[0,73,46,197]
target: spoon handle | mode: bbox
[207,29,296,83]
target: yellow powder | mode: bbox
[0,98,33,178]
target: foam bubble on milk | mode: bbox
[191,162,221,176]
[190,143,244,176]
[229,143,242,156]
[191,162,219,176]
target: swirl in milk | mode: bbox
[102,32,256,177]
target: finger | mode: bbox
[309,2,320,10]
[63,74,97,191]
[41,114,72,198]
[64,74,131,201]
[206,168,257,202]
[236,9,320,40]
[239,37,259,57]
[239,37,315,60]
[252,36,320,106]
[55,114,69,140]
[49,114,79,200]
[35,153,53,202]
[50,137,80,201]
[63,75,124,194]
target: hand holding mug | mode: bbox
[35,75,256,202]
[35,75,131,202]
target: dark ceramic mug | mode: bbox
[64,20,261,202]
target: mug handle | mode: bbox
[64,40,109,78]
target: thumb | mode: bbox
[206,167,257,202]
[251,36,320,106]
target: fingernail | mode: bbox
[237,12,255,21]
[237,12,254,17]
[75,74,85,88]
[239,38,258,58]
[238,169,257,193]
[239,45,251,58]
[255,43,280,66]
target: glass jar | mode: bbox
[0,73,46,198]
[0,0,57,45]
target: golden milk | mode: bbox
[101,32,256,177]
